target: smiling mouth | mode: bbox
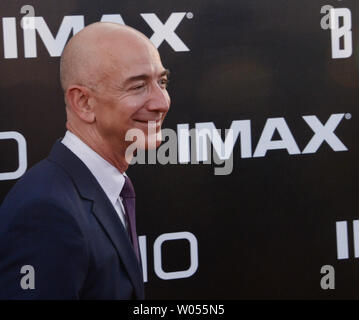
[134,119,161,125]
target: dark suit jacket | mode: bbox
[0,140,144,299]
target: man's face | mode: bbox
[90,39,170,153]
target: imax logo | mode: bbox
[2,12,190,59]
[178,113,349,163]
[126,113,349,176]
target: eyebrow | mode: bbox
[123,69,170,87]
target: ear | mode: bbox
[65,85,95,123]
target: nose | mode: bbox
[145,82,170,113]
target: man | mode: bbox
[0,22,170,299]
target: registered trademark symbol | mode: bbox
[186,12,194,19]
[345,113,352,120]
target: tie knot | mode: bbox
[120,176,135,198]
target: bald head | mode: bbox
[60,22,155,95]
[60,21,170,171]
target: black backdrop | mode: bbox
[0,0,358,299]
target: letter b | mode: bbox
[330,8,352,59]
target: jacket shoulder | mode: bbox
[0,158,79,214]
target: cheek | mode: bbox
[94,94,149,141]
[105,98,142,126]
[120,96,146,120]
[124,100,151,126]
[93,98,113,128]
[93,97,122,136]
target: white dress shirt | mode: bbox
[61,130,128,229]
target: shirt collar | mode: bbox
[61,130,126,206]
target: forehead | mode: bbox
[105,39,165,81]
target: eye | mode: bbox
[131,83,146,90]
[159,78,169,88]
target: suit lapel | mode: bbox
[91,195,144,299]
[48,139,144,299]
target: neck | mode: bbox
[66,124,133,174]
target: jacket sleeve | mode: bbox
[0,199,89,299]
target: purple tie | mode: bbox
[120,176,140,261]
